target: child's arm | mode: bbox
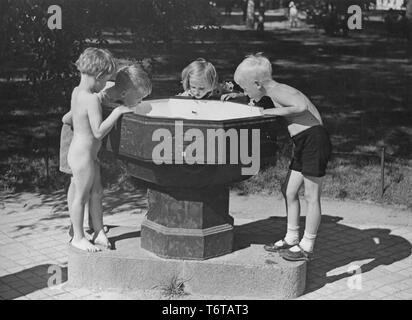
[221,92,245,101]
[262,85,307,116]
[62,111,72,125]
[219,81,245,101]
[177,90,192,97]
[86,94,133,140]
[97,86,112,105]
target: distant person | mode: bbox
[256,0,265,32]
[289,1,299,28]
[256,13,265,32]
[246,0,255,28]
[241,0,248,21]
[234,53,332,262]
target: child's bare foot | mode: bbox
[71,237,101,252]
[93,230,112,249]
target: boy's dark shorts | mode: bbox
[289,125,332,177]
[59,123,73,175]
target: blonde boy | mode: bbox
[61,63,152,242]
[67,48,152,252]
[234,53,332,261]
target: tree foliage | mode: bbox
[0,0,215,109]
[1,0,107,108]
[89,0,216,44]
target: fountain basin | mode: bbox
[103,98,278,187]
[102,98,279,259]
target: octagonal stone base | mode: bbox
[141,220,234,260]
[141,187,234,260]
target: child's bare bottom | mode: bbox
[68,155,111,252]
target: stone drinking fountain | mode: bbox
[68,97,306,298]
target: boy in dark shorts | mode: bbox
[233,53,332,261]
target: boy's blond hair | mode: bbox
[234,53,273,84]
[116,64,152,96]
[75,47,116,78]
[181,58,218,91]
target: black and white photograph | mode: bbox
[1,0,412,305]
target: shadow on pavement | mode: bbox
[234,215,412,294]
[0,264,68,299]
[107,228,141,250]
[1,188,147,234]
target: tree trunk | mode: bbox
[246,0,255,28]
[407,0,412,19]
[0,0,10,60]
[407,0,412,40]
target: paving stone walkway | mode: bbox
[1,189,411,300]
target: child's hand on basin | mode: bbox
[135,103,152,115]
[220,92,244,101]
[116,105,135,114]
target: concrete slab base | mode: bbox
[68,226,306,299]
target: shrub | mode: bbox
[157,274,189,298]
[1,0,107,110]
[87,0,216,44]
[1,0,216,110]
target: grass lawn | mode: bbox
[1,19,412,208]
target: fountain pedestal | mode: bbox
[142,187,233,260]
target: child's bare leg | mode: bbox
[70,164,101,252]
[84,201,92,230]
[296,175,323,253]
[68,177,75,238]
[68,178,92,240]
[90,160,111,249]
[265,170,303,251]
[89,161,103,231]
[280,170,304,245]
[279,175,322,260]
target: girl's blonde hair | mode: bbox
[75,47,116,78]
[181,58,218,91]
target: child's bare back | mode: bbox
[265,82,323,137]
[67,47,134,253]
[68,88,102,171]
[68,87,106,252]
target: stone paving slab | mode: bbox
[0,189,412,300]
